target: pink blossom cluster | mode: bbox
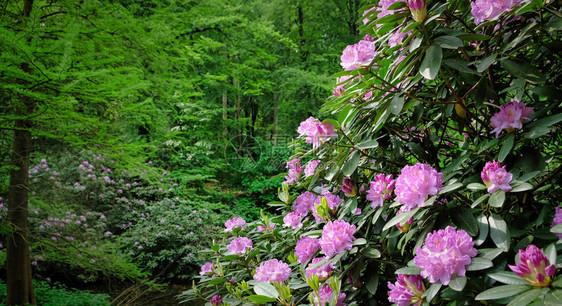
[257,223,276,233]
[224,217,246,232]
[320,220,356,258]
[340,38,376,71]
[283,212,304,229]
[552,207,562,239]
[210,294,222,306]
[313,285,346,306]
[363,0,406,24]
[414,226,477,285]
[395,163,443,211]
[284,158,303,185]
[297,117,337,149]
[481,161,513,194]
[509,244,556,287]
[295,236,320,264]
[200,262,215,276]
[293,191,317,216]
[367,174,395,208]
[471,0,524,25]
[253,259,292,283]
[389,27,413,48]
[306,257,335,281]
[312,193,343,223]
[333,75,353,97]
[304,160,321,177]
[387,274,425,306]
[227,237,253,255]
[490,100,533,138]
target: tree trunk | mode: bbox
[7,98,36,306]
[272,92,279,145]
[222,90,228,138]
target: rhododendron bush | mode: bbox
[182,0,562,305]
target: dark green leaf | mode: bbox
[479,248,504,260]
[531,86,562,101]
[395,266,421,275]
[449,276,467,292]
[477,54,498,72]
[489,271,530,285]
[489,191,506,208]
[434,35,464,49]
[476,214,489,246]
[498,134,514,162]
[419,45,442,80]
[501,59,546,84]
[342,151,360,177]
[507,288,542,306]
[390,95,405,115]
[366,274,379,295]
[208,277,226,285]
[356,139,379,150]
[422,283,442,303]
[456,33,491,41]
[246,295,277,303]
[466,257,493,271]
[475,285,531,300]
[451,208,478,236]
[489,214,510,252]
[363,247,381,259]
[443,58,478,74]
[527,113,562,129]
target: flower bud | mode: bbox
[408,0,427,22]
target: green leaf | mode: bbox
[356,139,379,150]
[475,285,531,300]
[422,283,442,303]
[498,134,514,162]
[466,257,493,271]
[390,95,405,115]
[419,45,442,80]
[363,247,381,259]
[523,126,552,139]
[434,35,464,49]
[366,274,379,295]
[451,208,478,236]
[246,295,277,303]
[353,238,367,246]
[545,243,557,266]
[342,151,360,177]
[383,208,419,231]
[507,288,542,306]
[477,54,498,72]
[489,214,510,252]
[443,58,478,74]
[208,277,226,285]
[395,266,421,275]
[545,289,562,305]
[544,16,562,32]
[456,33,490,41]
[476,214,489,246]
[479,248,504,260]
[489,191,506,208]
[449,276,467,292]
[254,282,279,299]
[489,271,530,285]
[526,113,562,129]
[531,86,562,101]
[511,181,533,192]
[551,223,562,234]
[439,182,463,195]
[467,183,487,191]
[501,59,546,84]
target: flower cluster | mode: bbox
[367,174,395,208]
[200,262,215,276]
[471,0,524,25]
[333,75,353,97]
[283,212,304,229]
[319,220,356,258]
[284,158,303,185]
[294,191,317,216]
[363,0,406,23]
[253,259,291,283]
[388,274,426,306]
[297,117,337,149]
[395,163,443,211]
[224,217,246,232]
[227,237,253,255]
[257,223,276,233]
[304,159,321,177]
[313,285,346,306]
[509,244,556,287]
[481,161,513,193]
[306,257,335,281]
[414,226,477,285]
[340,37,376,71]
[295,236,320,264]
[490,100,534,138]
[552,206,562,239]
[210,295,222,306]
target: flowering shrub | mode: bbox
[183,1,562,305]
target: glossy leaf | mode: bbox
[419,45,442,80]
[475,285,531,300]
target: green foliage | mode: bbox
[0,279,111,306]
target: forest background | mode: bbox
[0,0,361,304]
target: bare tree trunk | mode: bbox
[222,91,228,138]
[272,92,279,145]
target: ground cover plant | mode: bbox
[183,0,562,305]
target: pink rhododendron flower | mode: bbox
[257,223,276,233]
[297,117,337,149]
[367,174,395,208]
[224,217,246,232]
[253,259,292,283]
[333,75,353,97]
[408,0,427,22]
[306,257,335,281]
[283,212,304,229]
[210,294,222,306]
[471,0,524,25]
[395,163,443,211]
[284,158,303,184]
[490,100,533,137]
[200,262,215,276]
[320,220,356,258]
[340,39,376,71]
[294,191,317,216]
[295,236,321,264]
[388,274,426,306]
[481,161,513,193]
[304,160,321,177]
[227,237,253,255]
[509,244,556,287]
[414,226,477,285]
[552,207,562,239]
[313,285,346,306]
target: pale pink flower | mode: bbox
[389,27,413,47]
[257,223,276,233]
[295,236,321,264]
[224,217,246,232]
[481,161,513,193]
[200,262,215,276]
[304,160,321,177]
[284,159,303,184]
[395,163,443,211]
[388,274,426,306]
[227,237,253,255]
[283,212,304,229]
[297,117,337,149]
[306,257,335,281]
[294,191,317,216]
[253,259,291,283]
[414,226,477,285]
[552,207,562,239]
[471,0,524,25]
[509,244,556,287]
[367,174,395,208]
[490,100,533,138]
[313,285,346,306]
[320,220,356,258]
[340,39,376,71]
[333,75,353,97]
